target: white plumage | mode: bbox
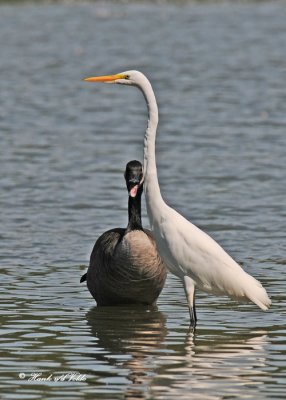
[152,204,269,310]
[83,70,271,326]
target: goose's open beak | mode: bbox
[129,185,139,198]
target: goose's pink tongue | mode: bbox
[130,185,138,198]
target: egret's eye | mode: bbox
[125,75,130,80]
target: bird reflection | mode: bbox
[184,327,269,359]
[166,329,270,399]
[86,306,270,399]
[86,305,167,398]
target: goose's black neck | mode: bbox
[126,193,143,232]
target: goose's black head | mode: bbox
[124,160,143,198]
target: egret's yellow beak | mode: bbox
[83,73,125,83]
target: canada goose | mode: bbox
[81,160,167,306]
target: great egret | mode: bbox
[83,70,271,326]
[80,160,166,305]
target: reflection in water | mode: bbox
[151,330,269,400]
[86,305,270,399]
[86,306,167,398]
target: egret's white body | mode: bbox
[84,70,271,326]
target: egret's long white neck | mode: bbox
[136,76,165,227]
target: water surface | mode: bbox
[0,1,286,399]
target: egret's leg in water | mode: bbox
[183,275,197,328]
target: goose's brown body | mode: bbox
[87,228,166,305]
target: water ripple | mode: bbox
[1,1,286,399]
